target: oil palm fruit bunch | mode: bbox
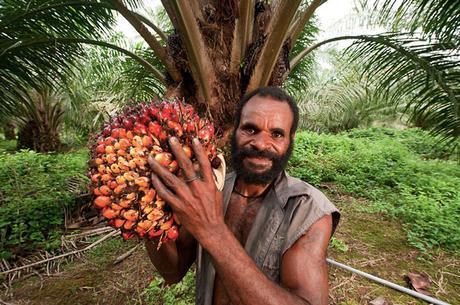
[88,99,222,243]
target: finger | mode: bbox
[168,137,197,180]
[192,138,213,183]
[148,155,186,192]
[150,173,182,210]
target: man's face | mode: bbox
[231,95,294,185]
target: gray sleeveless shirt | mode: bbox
[195,171,340,305]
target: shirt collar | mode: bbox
[225,171,310,209]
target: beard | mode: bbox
[230,133,293,185]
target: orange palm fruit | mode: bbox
[94,196,110,209]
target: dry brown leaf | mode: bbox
[404,272,432,296]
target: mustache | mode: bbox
[235,147,278,160]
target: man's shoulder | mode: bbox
[277,172,330,203]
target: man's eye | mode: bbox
[245,128,255,134]
[272,132,283,138]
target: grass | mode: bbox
[288,128,460,254]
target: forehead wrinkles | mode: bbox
[240,97,293,131]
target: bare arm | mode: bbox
[145,227,197,285]
[148,137,332,303]
[200,215,332,305]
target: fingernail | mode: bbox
[193,138,200,145]
[169,137,178,144]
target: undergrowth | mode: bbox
[288,128,460,254]
[144,269,195,305]
[0,149,89,260]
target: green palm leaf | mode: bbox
[364,0,460,44]
[347,33,459,149]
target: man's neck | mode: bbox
[233,178,272,199]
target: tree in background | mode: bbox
[0,0,458,150]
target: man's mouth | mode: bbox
[244,156,272,167]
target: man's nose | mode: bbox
[249,132,271,151]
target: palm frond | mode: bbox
[360,0,460,43]
[347,33,459,148]
[283,18,319,98]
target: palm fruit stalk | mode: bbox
[88,99,220,244]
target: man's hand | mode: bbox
[147,137,225,243]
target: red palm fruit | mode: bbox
[182,145,193,158]
[114,183,127,194]
[89,99,220,243]
[110,164,121,174]
[149,105,159,118]
[135,177,149,188]
[142,135,153,148]
[101,174,112,182]
[97,164,106,174]
[119,199,131,208]
[132,135,142,147]
[96,144,105,154]
[207,143,217,156]
[158,130,168,142]
[105,146,114,154]
[167,121,183,137]
[168,160,179,173]
[140,109,151,125]
[147,209,164,221]
[117,149,126,157]
[123,210,139,222]
[184,121,195,133]
[104,137,116,146]
[155,152,173,167]
[135,226,146,238]
[102,208,118,219]
[116,175,126,184]
[122,118,134,129]
[123,220,135,230]
[91,173,100,183]
[111,203,123,211]
[198,128,211,143]
[126,192,136,200]
[111,129,120,139]
[119,128,127,138]
[113,218,125,228]
[148,229,164,238]
[133,123,147,135]
[128,159,137,169]
[119,138,130,149]
[122,232,133,240]
[106,153,117,164]
[184,104,194,117]
[102,127,111,137]
[167,226,179,240]
[137,220,153,231]
[160,218,174,230]
[142,189,156,203]
[108,180,118,189]
[94,196,111,209]
[99,185,111,196]
[148,121,161,137]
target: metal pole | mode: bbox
[327,258,451,305]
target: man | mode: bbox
[146,87,340,305]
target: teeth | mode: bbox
[89,99,219,244]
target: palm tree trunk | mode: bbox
[3,121,16,140]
